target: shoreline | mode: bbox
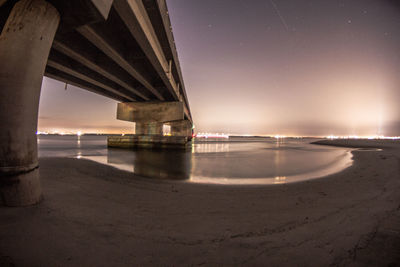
[1,139,399,266]
[77,138,354,186]
[81,149,353,186]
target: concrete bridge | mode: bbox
[0,0,193,206]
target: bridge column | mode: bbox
[167,120,193,138]
[109,101,193,148]
[0,0,60,206]
[135,122,163,135]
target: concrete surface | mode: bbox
[0,0,59,206]
[107,135,191,149]
[117,102,185,123]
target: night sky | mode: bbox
[38,0,400,136]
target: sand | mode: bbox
[0,139,399,266]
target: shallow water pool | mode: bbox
[38,135,353,184]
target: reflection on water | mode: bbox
[38,135,353,185]
[274,176,287,184]
[193,143,230,153]
[107,149,192,180]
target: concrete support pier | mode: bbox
[167,120,193,137]
[0,0,59,206]
[108,120,193,149]
[109,101,193,149]
[135,122,164,135]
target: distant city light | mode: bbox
[195,132,229,139]
[34,130,400,140]
[326,135,400,140]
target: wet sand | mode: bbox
[0,139,399,266]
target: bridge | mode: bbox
[0,0,193,206]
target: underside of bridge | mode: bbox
[0,0,193,206]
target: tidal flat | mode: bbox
[0,139,399,266]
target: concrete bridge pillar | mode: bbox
[168,120,193,138]
[0,0,60,206]
[109,101,193,148]
[135,122,163,135]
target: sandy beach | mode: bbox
[0,139,399,266]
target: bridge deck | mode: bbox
[0,0,192,122]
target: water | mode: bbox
[38,135,353,185]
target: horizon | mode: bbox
[36,130,400,140]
